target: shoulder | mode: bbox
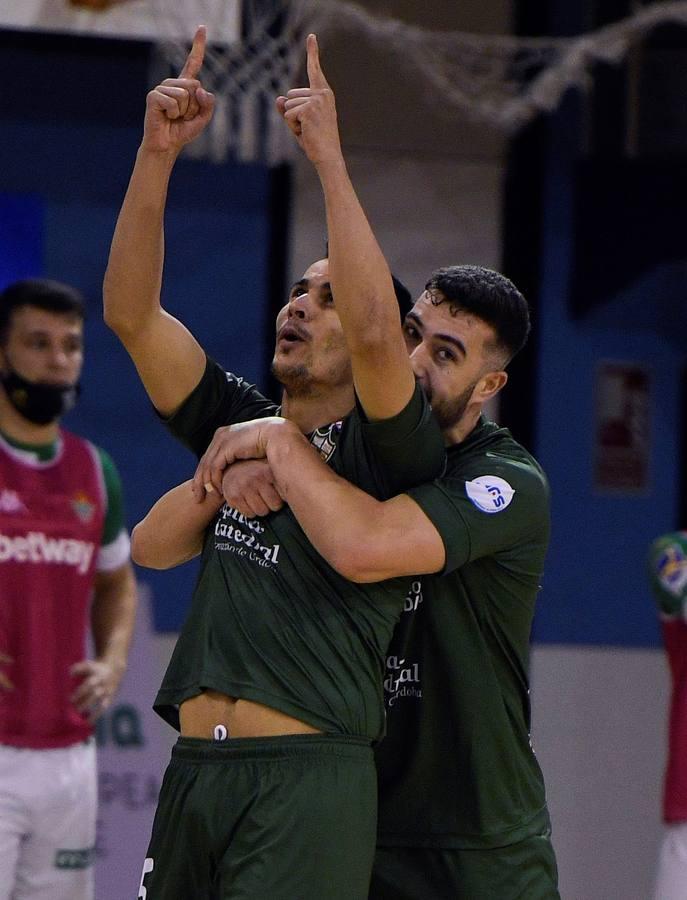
[65,438,125,511]
[443,425,548,510]
[183,356,265,405]
[165,356,278,456]
[60,429,111,471]
[90,445,122,484]
[648,532,687,615]
[650,531,687,555]
[346,382,445,490]
[62,433,120,481]
[170,356,271,416]
[405,426,548,571]
[649,532,687,582]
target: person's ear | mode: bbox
[475,370,508,404]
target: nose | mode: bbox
[408,347,431,397]
[48,341,80,375]
[287,292,310,321]
[408,342,427,374]
[48,347,70,369]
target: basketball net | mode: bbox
[68,0,132,8]
[149,0,687,165]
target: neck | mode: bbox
[443,405,482,447]
[279,384,355,434]
[0,391,60,445]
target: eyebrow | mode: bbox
[289,279,333,297]
[24,328,82,340]
[405,311,467,357]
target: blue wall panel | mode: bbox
[532,107,684,648]
[0,194,44,286]
[0,119,273,632]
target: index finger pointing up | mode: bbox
[306,33,329,89]
[179,25,207,79]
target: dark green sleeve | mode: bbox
[163,355,279,458]
[357,381,446,493]
[648,532,687,619]
[408,455,550,574]
[94,448,132,572]
[96,447,126,546]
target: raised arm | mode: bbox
[277,35,415,421]
[103,27,215,417]
[131,480,224,570]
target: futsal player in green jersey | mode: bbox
[104,28,445,900]
[196,34,560,900]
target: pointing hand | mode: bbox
[276,34,343,167]
[142,25,216,155]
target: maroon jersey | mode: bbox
[661,619,687,822]
[649,532,687,823]
[0,430,105,748]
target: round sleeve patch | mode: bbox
[465,475,515,514]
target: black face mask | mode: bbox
[0,368,80,425]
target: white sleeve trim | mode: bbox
[97,529,131,573]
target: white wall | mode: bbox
[531,645,668,900]
[289,151,503,290]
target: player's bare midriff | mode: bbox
[179,690,323,739]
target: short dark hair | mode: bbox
[391,274,413,320]
[0,278,85,343]
[424,265,530,364]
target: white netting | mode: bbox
[151,0,687,165]
[150,0,315,164]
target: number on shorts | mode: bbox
[138,857,154,899]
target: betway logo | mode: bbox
[0,531,94,575]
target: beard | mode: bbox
[425,381,476,431]
[271,340,353,400]
[270,358,313,397]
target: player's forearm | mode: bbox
[103,146,178,339]
[266,431,386,580]
[316,158,401,349]
[91,563,138,675]
[315,158,416,420]
[132,479,223,569]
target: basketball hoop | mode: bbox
[149,0,317,165]
[68,0,132,9]
[146,0,687,165]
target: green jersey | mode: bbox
[376,418,551,849]
[154,357,445,741]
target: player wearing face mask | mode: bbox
[0,278,137,900]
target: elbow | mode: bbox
[348,569,385,584]
[102,289,127,337]
[130,524,147,567]
[130,523,163,570]
[102,272,138,339]
[102,270,118,328]
[325,543,381,584]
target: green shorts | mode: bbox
[140,733,376,900]
[369,831,560,900]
